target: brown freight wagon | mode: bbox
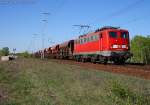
[59,40,74,59]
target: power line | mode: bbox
[105,0,145,19]
[90,0,146,26]
[119,14,150,26]
[72,0,146,35]
[51,0,68,15]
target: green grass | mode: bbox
[0,58,150,105]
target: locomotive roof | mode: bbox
[79,26,128,38]
[95,26,120,32]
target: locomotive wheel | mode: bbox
[81,58,86,63]
[75,56,81,62]
[113,58,125,64]
[119,58,125,64]
[77,58,80,62]
[104,59,108,65]
[81,58,84,62]
[91,57,96,64]
[113,58,119,64]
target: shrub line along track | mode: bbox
[51,59,150,80]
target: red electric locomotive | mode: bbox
[34,26,132,64]
[73,26,132,64]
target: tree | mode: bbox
[131,35,150,64]
[17,51,31,58]
[0,47,9,56]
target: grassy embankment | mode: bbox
[0,58,150,105]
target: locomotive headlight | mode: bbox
[122,45,126,48]
[112,45,118,48]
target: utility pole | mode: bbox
[41,12,50,59]
[27,34,38,54]
[33,34,39,53]
[13,48,16,55]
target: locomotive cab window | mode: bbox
[121,32,128,38]
[109,32,117,38]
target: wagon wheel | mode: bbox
[81,57,86,63]
[91,57,96,64]
[104,59,108,65]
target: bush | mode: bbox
[131,35,150,64]
[17,51,31,58]
[108,81,150,105]
[0,47,9,56]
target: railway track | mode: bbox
[51,59,150,80]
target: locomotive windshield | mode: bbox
[109,32,117,38]
[121,32,128,38]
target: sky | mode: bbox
[0,0,149,52]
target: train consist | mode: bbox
[34,26,132,64]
